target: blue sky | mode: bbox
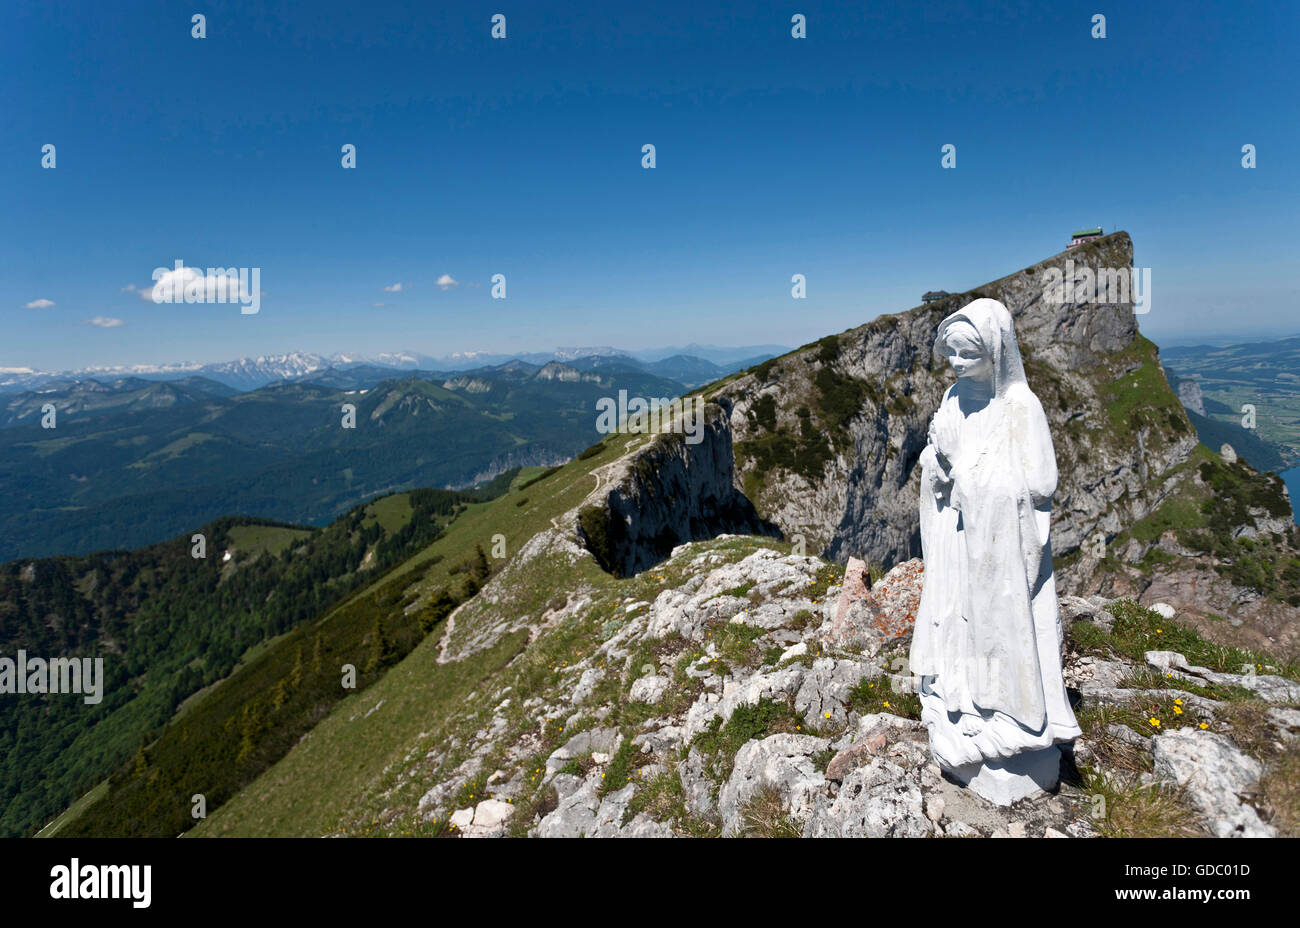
[3,0,1296,370]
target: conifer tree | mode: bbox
[364,615,392,673]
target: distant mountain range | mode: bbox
[0,344,789,394]
[0,348,782,561]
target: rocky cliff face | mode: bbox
[568,232,1299,656]
[453,444,572,489]
[1175,376,1207,417]
[574,404,779,576]
[705,233,1197,575]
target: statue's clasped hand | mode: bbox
[923,445,956,507]
[939,469,959,511]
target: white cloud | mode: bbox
[133,267,258,303]
[88,316,125,328]
[436,274,459,291]
[25,298,54,309]
[124,265,261,313]
[383,282,404,292]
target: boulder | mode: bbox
[834,557,871,621]
[679,746,718,819]
[825,726,888,782]
[629,674,669,704]
[460,799,514,838]
[818,559,923,651]
[571,667,605,704]
[803,739,937,838]
[1150,729,1273,838]
[794,658,874,728]
[779,642,807,663]
[544,727,622,776]
[537,779,673,838]
[1145,650,1300,703]
[718,733,829,836]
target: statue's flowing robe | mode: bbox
[910,301,1081,769]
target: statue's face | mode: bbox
[943,327,992,381]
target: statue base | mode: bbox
[944,746,1061,806]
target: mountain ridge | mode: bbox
[2,345,789,394]
[24,234,1300,840]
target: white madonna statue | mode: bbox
[910,298,1081,805]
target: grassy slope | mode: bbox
[188,433,652,835]
[226,524,312,557]
[32,782,108,838]
[195,532,799,835]
[192,620,533,836]
[201,506,1300,838]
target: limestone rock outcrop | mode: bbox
[403,535,1291,839]
[573,402,779,576]
[706,233,1199,576]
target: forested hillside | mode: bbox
[0,362,686,561]
[1,484,489,837]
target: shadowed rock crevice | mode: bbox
[575,403,780,576]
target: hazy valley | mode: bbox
[0,351,776,562]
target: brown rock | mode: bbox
[834,557,871,622]
[825,725,888,782]
[820,558,924,650]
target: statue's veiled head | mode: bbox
[934,299,1028,399]
[939,321,992,383]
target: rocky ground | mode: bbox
[399,536,1299,838]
